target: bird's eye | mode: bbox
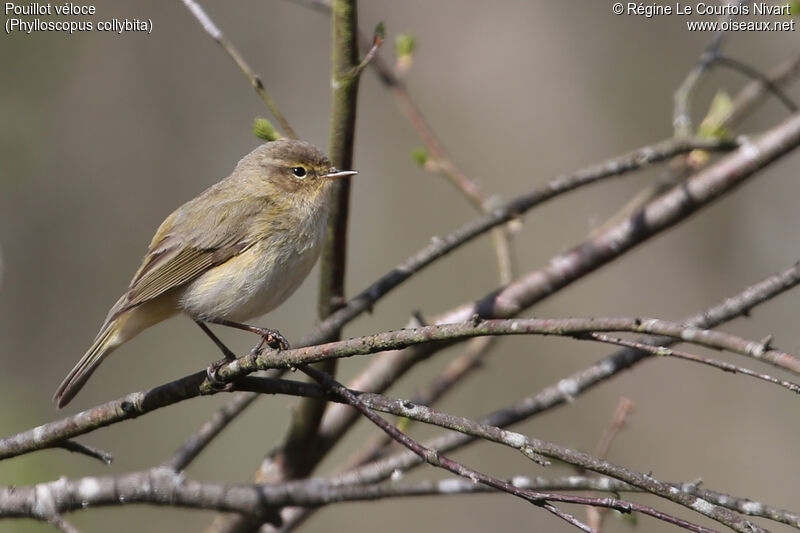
[292,166,308,178]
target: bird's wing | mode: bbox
[113,191,275,316]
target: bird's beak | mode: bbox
[323,169,358,180]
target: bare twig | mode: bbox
[593,398,634,462]
[179,0,297,138]
[587,332,800,394]
[586,398,634,530]
[352,24,383,76]
[715,56,798,113]
[726,54,800,129]
[0,467,742,533]
[53,440,113,465]
[6,466,796,530]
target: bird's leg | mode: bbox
[195,320,237,390]
[203,317,290,352]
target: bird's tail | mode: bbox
[53,318,124,408]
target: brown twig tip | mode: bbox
[54,440,114,465]
[352,21,385,76]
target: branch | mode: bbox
[726,54,800,130]
[715,56,798,113]
[54,440,113,465]
[588,332,800,394]
[223,317,800,377]
[4,379,797,529]
[0,467,752,533]
[7,315,795,461]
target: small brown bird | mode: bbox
[54,139,356,408]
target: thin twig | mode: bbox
[586,398,634,530]
[726,53,800,129]
[53,440,113,465]
[715,56,798,113]
[272,474,800,531]
[586,332,800,394]
[352,27,383,76]
[593,397,634,462]
[179,0,297,138]
[542,504,598,533]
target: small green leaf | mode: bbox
[697,91,733,140]
[789,0,799,17]
[253,117,281,141]
[411,147,429,166]
[396,417,410,432]
[395,33,416,58]
[374,21,386,42]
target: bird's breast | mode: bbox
[178,205,328,322]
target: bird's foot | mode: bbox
[206,357,235,391]
[249,327,290,353]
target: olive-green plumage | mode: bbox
[54,139,356,408]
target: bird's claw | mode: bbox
[206,358,234,391]
[259,328,290,351]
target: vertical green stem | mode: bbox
[283,0,361,479]
[319,0,359,321]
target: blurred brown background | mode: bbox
[2,1,799,531]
